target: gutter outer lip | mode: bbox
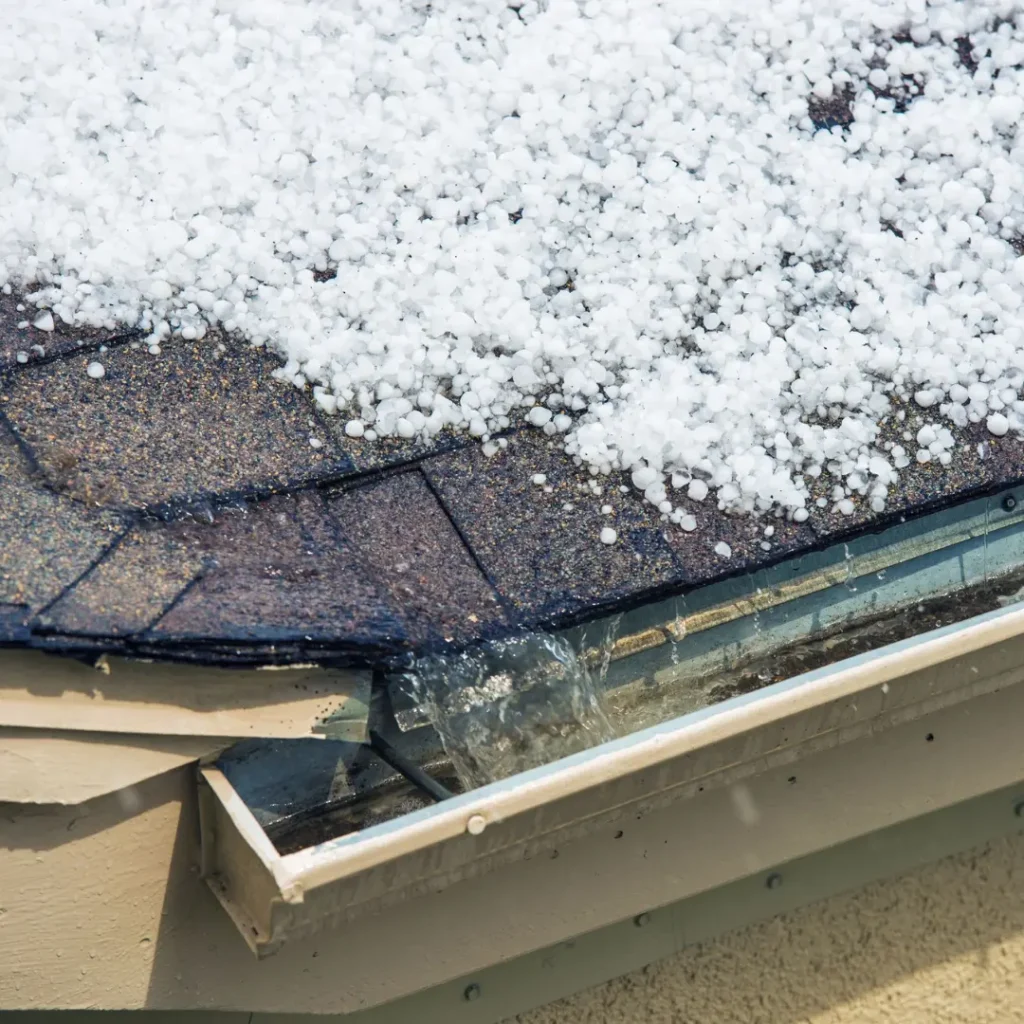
[277,600,1024,895]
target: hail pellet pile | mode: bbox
[3,0,1024,531]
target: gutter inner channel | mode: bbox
[221,485,1024,854]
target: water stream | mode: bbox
[399,632,616,789]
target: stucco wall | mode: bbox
[516,829,1024,1024]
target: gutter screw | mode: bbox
[634,913,651,928]
[463,984,482,1002]
[1014,799,1024,818]
[766,872,784,890]
[1003,495,1017,512]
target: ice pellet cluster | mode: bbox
[4,0,1024,523]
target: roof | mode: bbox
[2,302,1023,668]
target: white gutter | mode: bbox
[200,600,1024,955]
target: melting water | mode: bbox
[983,501,991,583]
[581,613,622,695]
[670,594,689,666]
[842,543,858,593]
[748,569,772,684]
[397,497,1019,793]
[749,568,772,631]
[399,633,615,790]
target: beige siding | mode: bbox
[2,757,1022,1020]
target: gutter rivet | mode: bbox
[634,913,651,928]
[1014,800,1024,818]
[1003,495,1017,512]
[463,984,482,1002]
[467,814,487,836]
[766,872,784,890]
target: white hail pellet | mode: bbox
[687,480,709,503]
[85,361,105,379]
[600,527,618,545]
[3,0,1024,530]
[987,413,1010,437]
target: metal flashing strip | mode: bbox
[199,599,1024,958]
[593,486,1024,694]
[594,487,1024,667]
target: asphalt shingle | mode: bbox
[1,333,352,511]
[0,476,124,613]
[0,294,125,372]
[329,470,508,647]
[36,520,206,638]
[146,491,408,655]
[422,432,680,624]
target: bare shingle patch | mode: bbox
[329,471,508,646]
[1,334,352,511]
[147,491,407,654]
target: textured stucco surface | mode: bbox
[515,831,1024,1024]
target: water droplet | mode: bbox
[730,784,759,825]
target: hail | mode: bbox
[3,0,1024,531]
